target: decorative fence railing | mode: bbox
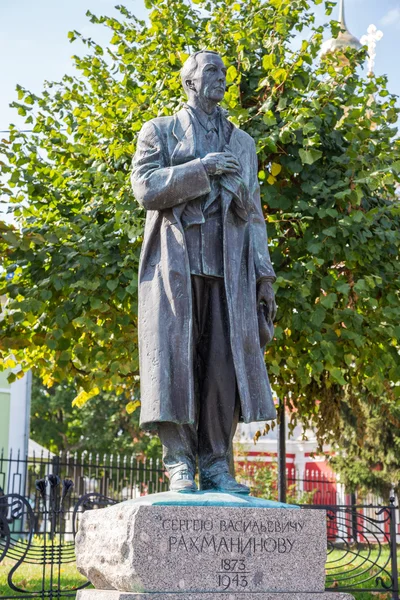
[0,450,399,599]
[0,449,169,510]
[2,450,395,510]
[303,503,399,597]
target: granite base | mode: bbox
[75,492,326,593]
[77,591,356,600]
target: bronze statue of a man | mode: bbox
[131,50,277,494]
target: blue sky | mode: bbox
[0,0,399,131]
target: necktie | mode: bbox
[205,116,218,146]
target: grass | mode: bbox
[0,548,398,599]
[351,593,392,599]
[325,546,398,600]
[0,557,89,596]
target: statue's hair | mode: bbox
[181,50,220,94]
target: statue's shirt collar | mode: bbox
[184,103,220,133]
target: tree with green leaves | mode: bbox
[329,395,400,499]
[30,377,161,458]
[1,0,399,491]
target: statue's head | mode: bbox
[181,50,226,104]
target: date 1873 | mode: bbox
[217,559,249,590]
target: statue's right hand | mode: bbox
[201,152,240,176]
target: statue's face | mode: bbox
[189,53,227,103]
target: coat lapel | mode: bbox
[171,108,203,223]
[202,111,234,213]
[171,108,196,166]
[220,110,234,146]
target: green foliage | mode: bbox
[1,0,400,491]
[329,396,400,499]
[30,377,161,457]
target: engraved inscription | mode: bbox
[217,573,249,590]
[217,559,249,590]
[162,518,301,556]
[167,534,295,554]
[220,519,304,533]
[162,519,213,532]
[161,518,304,534]
[134,507,326,594]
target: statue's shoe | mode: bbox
[169,468,198,493]
[200,471,250,494]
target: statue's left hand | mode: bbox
[257,280,277,322]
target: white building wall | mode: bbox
[8,371,32,457]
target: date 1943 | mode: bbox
[217,559,249,590]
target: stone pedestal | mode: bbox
[75,491,354,600]
[77,593,355,600]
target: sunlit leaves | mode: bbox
[126,399,141,414]
[298,148,323,165]
[262,54,275,70]
[270,163,282,177]
[226,65,238,84]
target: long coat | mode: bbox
[131,108,277,430]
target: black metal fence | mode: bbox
[0,450,169,600]
[0,449,169,509]
[304,503,399,597]
[0,450,399,599]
